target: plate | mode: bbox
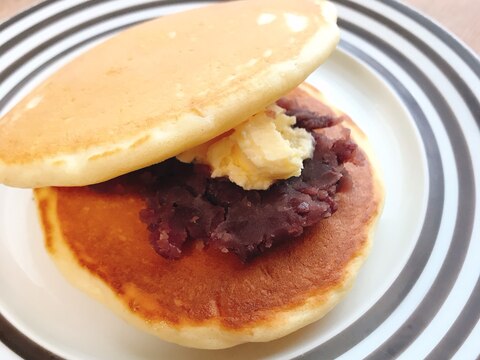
[0,1,479,359]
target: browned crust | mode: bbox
[45,148,377,328]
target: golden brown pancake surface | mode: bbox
[43,154,377,327]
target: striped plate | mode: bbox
[0,1,479,359]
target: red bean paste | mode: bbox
[91,100,360,261]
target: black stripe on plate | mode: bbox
[0,312,62,360]
[330,1,478,357]
[299,37,444,359]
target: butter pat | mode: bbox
[177,104,314,190]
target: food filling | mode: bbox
[177,104,314,190]
[92,95,360,261]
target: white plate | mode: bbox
[0,1,479,359]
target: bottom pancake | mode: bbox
[34,85,384,349]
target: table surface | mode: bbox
[1,0,479,54]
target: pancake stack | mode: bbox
[0,0,384,349]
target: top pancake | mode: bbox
[0,0,339,188]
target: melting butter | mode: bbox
[177,104,314,190]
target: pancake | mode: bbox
[0,0,339,188]
[34,85,384,349]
